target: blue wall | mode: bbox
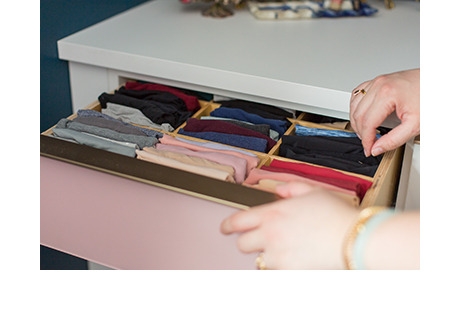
[40,0,149,269]
[40,0,149,132]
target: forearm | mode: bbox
[363,211,420,270]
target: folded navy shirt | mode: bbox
[178,129,268,153]
[210,107,288,135]
[217,99,294,120]
[183,118,276,150]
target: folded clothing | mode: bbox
[210,106,288,135]
[77,109,164,138]
[199,116,271,138]
[72,116,147,136]
[178,129,268,153]
[295,124,381,139]
[56,118,158,149]
[279,135,382,177]
[98,87,192,129]
[217,99,295,120]
[102,103,174,132]
[174,136,258,157]
[125,81,201,112]
[142,147,235,180]
[200,116,278,140]
[159,134,259,175]
[269,158,373,200]
[136,150,235,183]
[52,128,137,157]
[155,143,248,184]
[244,167,358,197]
[183,118,277,150]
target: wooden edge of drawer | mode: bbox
[360,145,404,208]
[40,134,280,210]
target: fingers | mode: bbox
[370,116,419,156]
[349,80,372,136]
[358,92,395,156]
[220,205,270,235]
[275,182,315,198]
[236,229,265,253]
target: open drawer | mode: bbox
[40,84,404,210]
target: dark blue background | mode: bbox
[41,0,149,269]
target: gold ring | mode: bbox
[353,89,366,96]
[255,252,267,270]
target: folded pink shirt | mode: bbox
[159,134,260,175]
[155,143,247,184]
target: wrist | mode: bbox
[343,206,396,270]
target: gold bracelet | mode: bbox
[343,206,389,270]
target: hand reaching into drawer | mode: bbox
[349,69,420,157]
[221,181,420,270]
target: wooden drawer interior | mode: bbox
[41,83,404,209]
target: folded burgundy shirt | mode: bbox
[125,81,201,112]
[183,118,277,150]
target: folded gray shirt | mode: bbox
[55,118,158,149]
[52,127,137,157]
[102,103,174,132]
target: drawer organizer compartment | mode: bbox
[41,82,403,210]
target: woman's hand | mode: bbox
[350,69,420,157]
[220,182,359,270]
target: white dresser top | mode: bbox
[58,0,419,120]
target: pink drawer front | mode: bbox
[40,156,258,269]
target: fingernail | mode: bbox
[371,147,383,156]
[364,148,370,157]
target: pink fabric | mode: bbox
[159,134,260,175]
[269,159,372,200]
[125,81,201,112]
[243,168,358,197]
[156,143,247,184]
[136,150,236,183]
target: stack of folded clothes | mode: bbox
[51,109,163,157]
[177,99,292,153]
[98,82,202,130]
[279,124,383,177]
[136,134,261,184]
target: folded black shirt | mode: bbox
[98,87,192,129]
[279,135,382,177]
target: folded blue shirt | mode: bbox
[210,107,287,135]
[178,129,268,153]
[295,124,381,139]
